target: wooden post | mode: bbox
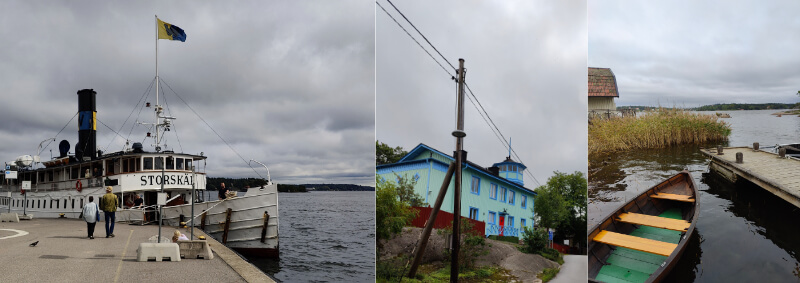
[200,211,207,230]
[222,208,233,244]
[407,162,456,277]
[261,211,270,243]
[753,142,759,151]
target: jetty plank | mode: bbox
[702,147,800,208]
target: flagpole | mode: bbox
[154,15,159,148]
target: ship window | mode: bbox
[106,160,115,175]
[166,157,174,170]
[185,159,193,171]
[155,157,163,170]
[80,198,83,208]
[176,158,184,170]
[56,199,59,209]
[48,170,54,182]
[71,166,79,179]
[122,158,129,172]
[72,199,75,209]
[143,157,153,170]
[39,172,45,182]
[63,199,66,209]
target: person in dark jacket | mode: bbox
[218,183,228,200]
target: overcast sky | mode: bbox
[590,1,800,108]
[0,1,374,185]
[376,0,588,187]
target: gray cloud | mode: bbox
[590,1,800,107]
[376,0,588,186]
[0,1,374,185]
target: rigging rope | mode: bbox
[158,79,265,180]
[158,78,183,152]
[40,112,79,154]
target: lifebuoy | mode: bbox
[76,180,83,192]
[20,188,24,195]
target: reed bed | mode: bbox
[589,108,731,155]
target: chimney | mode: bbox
[75,89,97,161]
[489,166,500,176]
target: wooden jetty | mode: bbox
[701,146,800,208]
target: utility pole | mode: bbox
[406,59,467,282]
[450,58,467,282]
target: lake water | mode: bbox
[244,191,376,282]
[589,110,800,282]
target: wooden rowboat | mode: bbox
[588,170,699,283]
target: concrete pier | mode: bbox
[701,146,800,208]
[0,218,275,282]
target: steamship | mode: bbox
[0,89,279,257]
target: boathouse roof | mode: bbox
[588,67,619,97]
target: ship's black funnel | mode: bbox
[58,140,70,158]
[75,89,97,161]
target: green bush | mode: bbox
[520,226,548,254]
[540,248,564,264]
[376,256,408,281]
[438,218,489,271]
[376,176,417,243]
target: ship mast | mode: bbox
[144,15,176,152]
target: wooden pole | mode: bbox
[261,211,270,243]
[407,162,456,277]
[200,211,207,230]
[222,208,233,244]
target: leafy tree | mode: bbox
[376,175,418,245]
[393,173,425,207]
[533,185,568,230]
[376,141,408,165]
[535,171,588,252]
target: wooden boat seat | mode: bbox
[651,192,695,202]
[593,230,677,257]
[617,212,690,232]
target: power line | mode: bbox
[378,0,541,187]
[376,1,454,78]
[384,0,456,71]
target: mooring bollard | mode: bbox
[717,145,724,155]
[753,142,759,151]
[779,148,786,158]
[736,152,743,163]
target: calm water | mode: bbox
[245,191,376,283]
[590,110,800,282]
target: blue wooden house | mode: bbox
[377,143,536,237]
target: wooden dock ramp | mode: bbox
[702,146,800,208]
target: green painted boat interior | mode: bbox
[595,208,684,283]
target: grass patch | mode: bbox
[589,107,731,155]
[376,263,516,283]
[487,235,519,244]
[538,267,560,282]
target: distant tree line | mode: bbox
[206,177,373,192]
[693,103,798,111]
[302,184,375,191]
[616,106,660,111]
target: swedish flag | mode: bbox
[157,18,186,42]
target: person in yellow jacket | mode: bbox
[100,186,119,238]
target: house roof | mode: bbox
[588,67,619,98]
[379,143,537,195]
